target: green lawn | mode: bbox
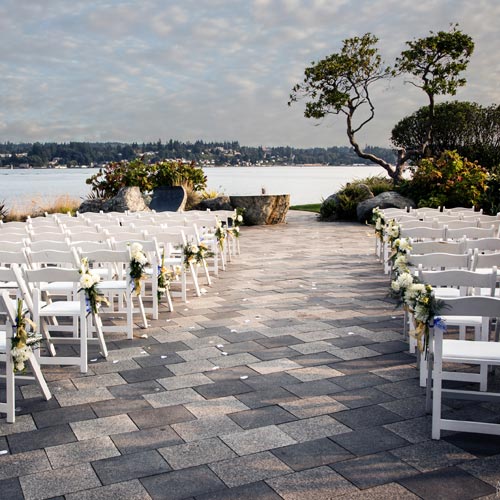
[289,204,321,213]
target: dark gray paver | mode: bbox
[266,465,358,499]
[194,379,253,399]
[398,466,496,500]
[65,479,151,500]
[0,477,24,500]
[7,424,76,454]
[110,426,184,454]
[141,465,226,499]
[128,404,195,429]
[229,405,297,429]
[271,437,353,471]
[32,404,96,429]
[330,426,410,456]
[195,480,282,500]
[236,387,298,409]
[92,449,171,485]
[334,404,402,429]
[331,451,419,489]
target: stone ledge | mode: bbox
[230,195,290,225]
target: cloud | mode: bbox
[0,0,498,147]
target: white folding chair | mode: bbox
[0,292,51,422]
[20,267,107,374]
[427,296,500,439]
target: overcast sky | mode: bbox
[1,0,499,148]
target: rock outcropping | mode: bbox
[229,195,290,225]
[356,191,416,222]
[194,196,233,211]
[79,187,150,213]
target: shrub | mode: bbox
[320,181,375,221]
[86,159,207,199]
[402,150,488,209]
[481,164,500,215]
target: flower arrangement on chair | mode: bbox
[157,250,181,301]
[182,241,211,269]
[228,207,244,239]
[214,219,227,250]
[371,207,385,242]
[79,257,109,314]
[11,299,41,373]
[129,243,149,296]
[389,237,412,277]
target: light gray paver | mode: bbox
[287,365,344,382]
[71,414,138,440]
[143,387,205,408]
[208,352,261,369]
[178,347,222,361]
[168,359,217,376]
[209,451,293,488]
[46,436,121,468]
[0,449,51,481]
[55,387,114,407]
[159,437,237,469]
[72,373,126,390]
[157,373,214,390]
[249,358,303,374]
[220,425,296,455]
[279,395,348,418]
[184,396,249,417]
[278,415,352,443]
[19,463,101,500]
[172,415,243,442]
[0,414,36,437]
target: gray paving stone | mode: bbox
[90,358,142,375]
[178,346,222,361]
[65,479,151,500]
[331,386,394,409]
[119,365,174,383]
[7,424,77,454]
[19,463,101,500]
[168,359,217,375]
[330,426,410,457]
[289,341,333,355]
[459,454,500,486]
[266,465,358,499]
[229,405,297,430]
[111,426,183,454]
[334,373,386,390]
[184,396,249,417]
[249,358,303,374]
[335,482,419,499]
[331,451,419,489]
[90,398,151,418]
[208,352,261,369]
[92,449,171,485]
[157,373,214,391]
[334,405,402,429]
[172,415,243,442]
[220,425,296,455]
[333,346,380,360]
[0,414,37,436]
[236,387,298,409]
[0,477,24,500]
[278,415,352,443]
[242,372,301,391]
[70,414,138,440]
[72,373,126,390]
[46,436,120,468]
[194,379,253,399]
[284,379,345,398]
[32,405,97,429]
[209,451,292,488]
[287,365,344,382]
[398,466,496,500]
[195,480,282,500]
[54,387,114,407]
[390,440,476,473]
[128,405,195,429]
[0,449,51,481]
[141,464,226,499]
[279,395,347,418]
[383,415,433,444]
[143,387,205,408]
[271,437,353,471]
[108,380,165,399]
[159,436,237,469]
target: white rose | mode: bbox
[80,273,94,289]
[16,361,25,372]
[190,244,199,253]
[399,238,412,252]
[237,215,243,222]
[391,280,400,292]
[397,273,414,288]
[130,243,143,255]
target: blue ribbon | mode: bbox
[430,316,447,331]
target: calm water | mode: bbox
[0,165,387,209]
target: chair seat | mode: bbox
[434,288,461,299]
[0,330,6,351]
[41,282,75,293]
[443,339,500,364]
[97,280,128,291]
[40,301,81,315]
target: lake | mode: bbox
[0,165,388,209]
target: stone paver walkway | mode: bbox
[1,211,500,499]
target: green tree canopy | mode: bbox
[391,101,500,169]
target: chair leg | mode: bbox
[189,263,201,297]
[425,353,433,413]
[126,293,134,339]
[201,258,211,286]
[92,312,108,358]
[80,314,88,374]
[431,331,443,440]
[137,294,148,329]
[5,360,15,423]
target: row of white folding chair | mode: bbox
[413,268,498,389]
[410,238,500,256]
[399,225,496,241]
[427,296,500,439]
[0,289,52,422]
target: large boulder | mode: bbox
[102,187,150,213]
[356,191,416,222]
[149,186,186,212]
[194,196,233,211]
[78,198,105,213]
[229,195,290,225]
[320,183,374,221]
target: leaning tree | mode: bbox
[289,26,474,183]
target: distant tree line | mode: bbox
[0,140,396,168]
